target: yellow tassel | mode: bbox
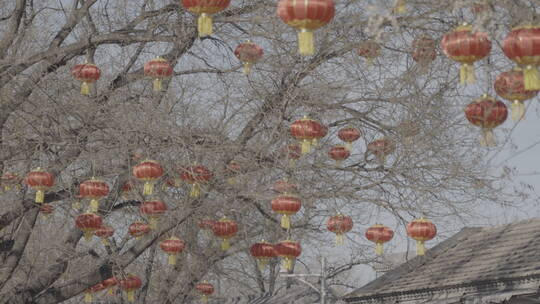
[524,65,540,90]
[283,257,293,270]
[416,240,425,256]
[101,238,110,246]
[143,182,153,196]
[227,177,236,185]
[202,295,209,304]
[81,82,90,95]
[345,142,352,151]
[281,215,290,229]
[511,100,525,121]
[84,292,92,303]
[221,238,230,251]
[197,13,213,37]
[168,254,177,265]
[107,288,114,295]
[460,63,475,85]
[126,290,135,302]
[153,78,162,91]
[393,0,406,14]
[36,190,44,203]
[375,242,384,256]
[190,183,201,198]
[149,217,157,230]
[72,201,81,210]
[243,63,252,75]
[335,234,344,246]
[298,29,314,56]
[89,199,99,213]
[5,186,11,191]
[83,231,93,241]
[300,139,311,154]
[258,258,268,271]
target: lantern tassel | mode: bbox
[89,199,99,213]
[416,240,425,256]
[460,63,475,85]
[227,177,236,185]
[524,65,540,90]
[480,129,496,147]
[393,0,406,14]
[143,182,153,196]
[107,288,114,295]
[300,139,311,154]
[243,62,252,75]
[101,238,110,246]
[84,292,92,303]
[83,231,93,241]
[197,13,213,37]
[375,242,384,256]
[221,238,230,251]
[190,183,201,198]
[81,82,90,95]
[345,142,352,151]
[149,217,157,230]
[258,258,268,271]
[288,159,297,167]
[168,254,177,265]
[283,257,293,270]
[511,100,525,121]
[72,201,81,210]
[298,29,314,56]
[153,78,162,91]
[126,290,135,302]
[335,233,344,246]
[35,190,45,203]
[280,214,291,229]
[202,295,209,304]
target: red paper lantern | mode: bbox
[503,25,540,90]
[94,225,115,246]
[358,40,382,65]
[25,168,54,203]
[1,173,21,191]
[328,146,350,165]
[326,214,353,245]
[84,283,106,303]
[290,116,325,154]
[407,217,437,256]
[160,236,185,265]
[283,144,302,167]
[79,178,109,213]
[412,35,437,63]
[72,63,101,95]
[275,240,301,271]
[271,195,301,229]
[179,165,213,198]
[119,275,142,303]
[277,0,335,55]
[128,221,151,239]
[102,277,118,295]
[464,95,508,146]
[250,241,276,270]
[367,138,395,164]
[196,281,214,303]
[234,41,264,74]
[75,213,103,241]
[272,179,298,195]
[133,160,164,196]
[39,204,54,218]
[365,224,394,255]
[337,127,361,151]
[441,23,491,84]
[140,200,167,229]
[181,0,231,37]
[212,217,238,251]
[144,57,173,91]
[495,68,539,121]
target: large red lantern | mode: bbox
[367,138,395,164]
[412,35,437,63]
[271,195,301,229]
[365,224,394,256]
[250,240,276,270]
[503,25,540,90]
[144,57,173,91]
[102,277,118,295]
[328,146,350,165]
[464,95,508,146]
[195,281,214,303]
[275,240,301,271]
[212,217,238,250]
[133,160,164,196]
[160,236,185,265]
[25,168,54,203]
[119,274,142,302]
[338,127,361,151]
[75,213,103,241]
[440,23,491,84]
[84,283,105,303]
[290,116,325,154]
[140,200,167,229]
[79,178,109,213]
[94,225,115,246]
[357,40,381,65]
[72,63,101,95]
[277,0,335,56]
[273,179,298,195]
[1,173,21,191]
[326,214,353,245]
[407,217,437,256]
[495,68,539,121]
[181,0,230,37]
[128,222,151,239]
[234,41,264,74]
[179,165,213,198]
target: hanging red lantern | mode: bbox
[326,214,353,245]
[102,277,118,295]
[79,178,109,213]
[407,217,437,256]
[179,165,213,198]
[94,225,115,246]
[290,116,325,154]
[250,240,276,270]
[25,168,54,204]
[328,146,350,165]
[84,283,106,303]
[357,40,382,65]
[195,281,214,303]
[283,144,302,166]
[39,204,54,218]
[139,200,167,229]
[464,95,508,146]
[338,127,361,151]
[181,0,230,37]
[133,160,164,196]
[273,179,298,195]
[412,35,437,63]
[365,224,394,256]
[271,194,301,229]
[121,180,134,199]
[119,274,142,303]
[234,41,264,74]
[503,25,540,90]
[495,68,539,121]
[1,173,21,191]
[277,0,335,56]
[441,23,491,84]
[144,57,173,92]
[367,138,395,164]
[212,217,238,251]
[160,236,185,265]
[72,62,101,96]
[275,240,301,271]
[75,213,103,241]
[128,221,151,239]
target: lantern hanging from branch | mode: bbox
[1,173,21,191]
[160,236,185,265]
[212,217,238,250]
[503,25,540,90]
[119,274,142,303]
[121,180,134,199]
[412,35,437,64]
[365,224,394,255]
[250,240,276,270]
[181,0,231,37]
[102,277,118,295]
[128,221,151,240]
[326,214,354,245]
[337,127,361,151]
[195,281,214,303]
[277,0,335,56]
[367,138,395,164]
[25,168,54,204]
[75,213,103,241]
[357,40,382,65]
[464,95,508,147]
[144,57,173,91]
[179,165,213,198]
[328,146,350,166]
[94,225,115,246]
[140,200,167,229]
[271,194,301,229]
[407,217,437,256]
[234,41,264,75]
[290,116,325,154]
[133,160,164,196]
[79,178,109,213]
[84,283,105,303]
[72,62,101,96]
[275,240,301,271]
[494,68,539,121]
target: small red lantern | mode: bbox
[407,217,437,256]
[290,116,325,154]
[128,222,151,239]
[1,173,21,191]
[326,214,353,245]
[234,41,264,74]
[441,23,491,84]
[277,0,335,56]
[79,178,109,213]
[25,168,54,204]
[212,217,238,251]
[337,127,361,151]
[121,180,134,199]
[39,204,54,218]
[495,68,539,121]
[275,240,301,271]
[412,35,437,63]
[144,57,173,91]
[140,200,167,229]
[75,213,103,241]
[133,160,164,196]
[181,0,231,37]
[179,165,213,198]
[250,240,276,270]
[367,138,395,164]
[271,195,301,229]
[160,236,185,265]
[503,25,540,90]
[273,179,298,195]
[283,144,302,166]
[102,277,118,295]
[84,283,105,303]
[328,146,350,165]
[195,281,214,303]
[72,63,101,96]
[119,274,142,302]
[464,95,508,146]
[94,225,115,246]
[357,40,382,65]
[365,224,394,255]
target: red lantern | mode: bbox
[94,225,115,246]
[75,213,103,241]
[144,57,173,91]
[121,180,134,199]
[140,200,167,229]
[250,241,276,270]
[72,63,101,95]
[407,217,437,256]
[283,144,301,167]
[25,168,54,203]
[328,146,350,165]
[290,116,325,154]
[337,127,361,151]
[79,178,109,213]
[234,41,264,74]
[212,217,238,250]
[196,281,214,303]
[39,204,54,218]
[495,68,539,121]
[326,214,353,245]
[273,179,298,195]
[275,240,301,271]
[464,95,508,146]
[503,25,540,90]
[179,165,213,198]
[119,274,142,302]
[277,0,335,55]
[271,195,301,229]
[365,224,394,256]
[357,40,381,65]
[128,221,151,239]
[412,35,437,63]
[181,0,231,37]
[1,173,21,191]
[133,160,164,196]
[160,236,185,265]
[367,138,395,164]
[84,283,105,303]
[102,277,118,295]
[440,23,491,84]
